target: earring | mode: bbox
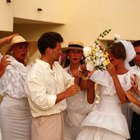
[67,56,69,59]
[10,51,13,56]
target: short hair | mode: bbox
[109,42,126,60]
[132,40,140,47]
[37,31,63,54]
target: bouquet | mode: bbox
[83,29,111,71]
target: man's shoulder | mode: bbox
[54,61,64,69]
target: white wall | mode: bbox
[1,0,140,47]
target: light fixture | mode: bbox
[37,8,43,11]
[6,0,11,3]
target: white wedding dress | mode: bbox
[76,69,139,140]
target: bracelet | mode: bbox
[81,75,89,80]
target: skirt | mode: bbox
[0,95,32,140]
[32,113,64,140]
[76,127,126,140]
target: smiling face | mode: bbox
[68,49,83,65]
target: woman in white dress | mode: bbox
[0,35,35,140]
[0,34,17,140]
[76,40,138,140]
[62,41,93,140]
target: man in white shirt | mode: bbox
[24,32,80,140]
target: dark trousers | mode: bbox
[131,112,140,140]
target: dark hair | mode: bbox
[63,57,85,68]
[129,40,140,66]
[132,40,140,47]
[37,31,63,54]
[109,42,126,60]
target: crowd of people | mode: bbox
[0,32,140,140]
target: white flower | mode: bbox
[84,45,110,71]
[86,56,91,61]
[113,34,121,40]
[86,62,94,71]
[83,29,111,71]
[95,59,100,66]
[83,46,91,57]
[100,57,105,62]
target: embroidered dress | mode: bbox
[64,66,93,140]
[0,56,32,140]
[76,69,139,140]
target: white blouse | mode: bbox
[0,55,31,99]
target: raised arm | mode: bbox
[0,34,18,45]
[131,74,140,97]
[126,91,140,107]
[0,55,10,77]
[86,79,95,104]
[107,63,127,104]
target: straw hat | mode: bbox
[62,41,84,52]
[0,35,38,64]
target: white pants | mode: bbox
[32,113,64,140]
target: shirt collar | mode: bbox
[36,59,59,73]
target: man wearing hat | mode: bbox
[0,35,34,140]
[62,41,93,140]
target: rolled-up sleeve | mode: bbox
[24,77,57,110]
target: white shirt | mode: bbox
[0,56,31,98]
[24,59,74,118]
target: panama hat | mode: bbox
[62,41,84,52]
[0,35,30,55]
[0,35,38,64]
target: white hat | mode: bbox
[116,40,136,69]
[0,35,38,64]
[62,41,84,52]
[0,35,29,55]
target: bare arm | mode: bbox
[107,64,127,104]
[0,34,18,45]
[72,67,88,90]
[87,79,95,104]
[126,91,140,107]
[79,63,89,90]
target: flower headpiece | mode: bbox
[84,29,111,71]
